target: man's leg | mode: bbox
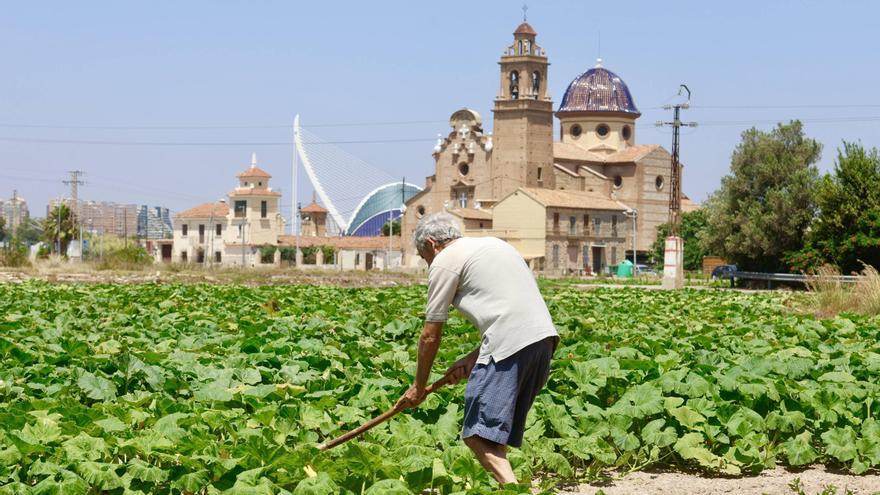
[463,435,517,484]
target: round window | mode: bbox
[622,125,632,141]
[416,205,426,217]
[655,175,664,190]
[458,163,470,176]
[570,124,582,137]
[596,124,610,137]
[613,175,623,188]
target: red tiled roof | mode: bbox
[300,202,327,213]
[227,187,281,197]
[448,208,493,220]
[682,196,701,213]
[175,202,229,219]
[236,166,272,179]
[554,142,603,162]
[517,187,629,211]
[605,144,661,163]
[553,163,580,177]
[514,22,536,36]
[553,142,662,164]
[278,235,395,250]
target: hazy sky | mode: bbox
[2,1,878,223]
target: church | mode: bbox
[401,21,697,274]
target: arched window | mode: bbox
[510,71,519,100]
[531,71,541,98]
[518,40,523,54]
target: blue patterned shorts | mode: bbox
[462,336,556,448]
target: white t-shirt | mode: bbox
[425,236,559,364]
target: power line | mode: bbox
[690,104,880,110]
[0,119,446,130]
[646,103,880,110]
[696,116,880,126]
[0,137,436,146]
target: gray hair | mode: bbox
[413,212,462,251]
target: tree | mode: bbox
[381,219,401,236]
[0,216,5,242]
[42,205,78,255]
[17,217,44,246]
[702,121,821,272]
[652,209,708,271]
[805,142,880,273]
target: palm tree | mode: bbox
[43,204,78,255]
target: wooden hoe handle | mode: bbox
[318,372,454,452]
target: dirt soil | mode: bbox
[563,466,880,495]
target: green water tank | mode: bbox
[617,259,634,278]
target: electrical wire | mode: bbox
[0,137,436,146]
[0,119,446,130]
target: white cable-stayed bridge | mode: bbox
[293,115,422,237]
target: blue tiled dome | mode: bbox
[558,63,640,116]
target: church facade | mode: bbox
[401,21,697,274]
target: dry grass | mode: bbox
[854,264,880,315]
[804,264,880,317]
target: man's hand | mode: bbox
[445,351,479,385]
[395,384,427,410]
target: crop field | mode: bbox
[0,282,879,494]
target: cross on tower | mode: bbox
[522,4,528,22]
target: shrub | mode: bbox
[320,246,335,264]
[279,246,296,262]
[301,246,318,264]
[0,239,31,267]
[96,245,152,271]
[260,245,277,264]
[36,244,51,259]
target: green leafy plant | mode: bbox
[0,283,879,493]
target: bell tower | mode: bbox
[491,19,555,199]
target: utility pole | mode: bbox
[241,218,247,268]
[11,189,19,234]
[623,208,637,271]
[292,119,300,261]
[656,85,697,289]
[63,171,85,260]
[208,210,214,268]
[296,202,302,267]
[56,201,61,255]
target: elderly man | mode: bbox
[396,213,559,485]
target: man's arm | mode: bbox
[398,263,459,409]
[396,321,444,409]
[446,345,480,384]
[414,321,444,389]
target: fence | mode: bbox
[730,271,863,289]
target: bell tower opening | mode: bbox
[510,71,519,100]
